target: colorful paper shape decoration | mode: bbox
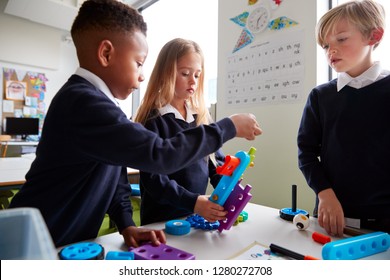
[269,0,283,9]
[230,11,249,27]
[268,16,298,30]
[233,28,254,53]
[230,0,296,52]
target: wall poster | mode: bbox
[225,29,304,107]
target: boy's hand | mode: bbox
[229,113,262,140]
[194,195,227,222]
[317,188,345,237]
[121,226,166,248]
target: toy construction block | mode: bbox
[129,243,195,260]
[210,147,256,206]
[218,182,252,232]
[322,231,390,260]
[59,242,105,260]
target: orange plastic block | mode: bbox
[216,155,240,176]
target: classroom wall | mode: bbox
[216,0,327,214]
[0,0,79,130]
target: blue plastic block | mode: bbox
[130,184,140,196]
[106,251,134,260]
[210,149,253,206]
[322,231,390,260]
[165,220,191,235]
[59,242,104,260]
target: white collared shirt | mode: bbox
[75,67,119,107]
[337,61,390,92]
[158,103,196,123]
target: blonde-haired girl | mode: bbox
[135,38,227,225]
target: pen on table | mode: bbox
[269,243,319,260]
[343,226,371,237]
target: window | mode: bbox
[118,0,218,118]
[141,0,218,106]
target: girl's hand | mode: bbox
[194,195,227,222]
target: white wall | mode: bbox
[0,0,79,128]
[217,0,324,214]
[0,0,138,119]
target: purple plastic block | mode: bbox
[129,243,195,260]
[218,182,252,232]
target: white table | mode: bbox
[0,157,139,189]
[91,203,390,260]
[1,141,39,146]
[0,157,34,189]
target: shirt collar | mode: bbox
[75,67,119,106]
[158,103,196,123]
[337,61,389,92]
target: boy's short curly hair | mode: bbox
[316,0,385,49]
[71,0,147,41]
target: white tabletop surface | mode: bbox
[0,156,34,186]
[1,141,39,146]
[0,156,138,187]
[92,203,390,260]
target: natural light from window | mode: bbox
[141,0,218,107]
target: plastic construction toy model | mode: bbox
[210,147,256,206]
[279,184,309,221]
[129,243,195,260]
[322,231,390,260]
[208,147,256,232]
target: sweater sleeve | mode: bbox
[106,167,136,232]
[66,87,236,175]
[297,88,332,194]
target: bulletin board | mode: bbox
[2,67,47,135]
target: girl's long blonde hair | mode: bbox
[135,38,211,126]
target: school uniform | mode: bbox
[139,104,224,225]
[9,68,236,247]
[298,62,390,232]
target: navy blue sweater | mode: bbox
[9,75,236,246]
[140,112,225,225]
[298,76,390,219]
